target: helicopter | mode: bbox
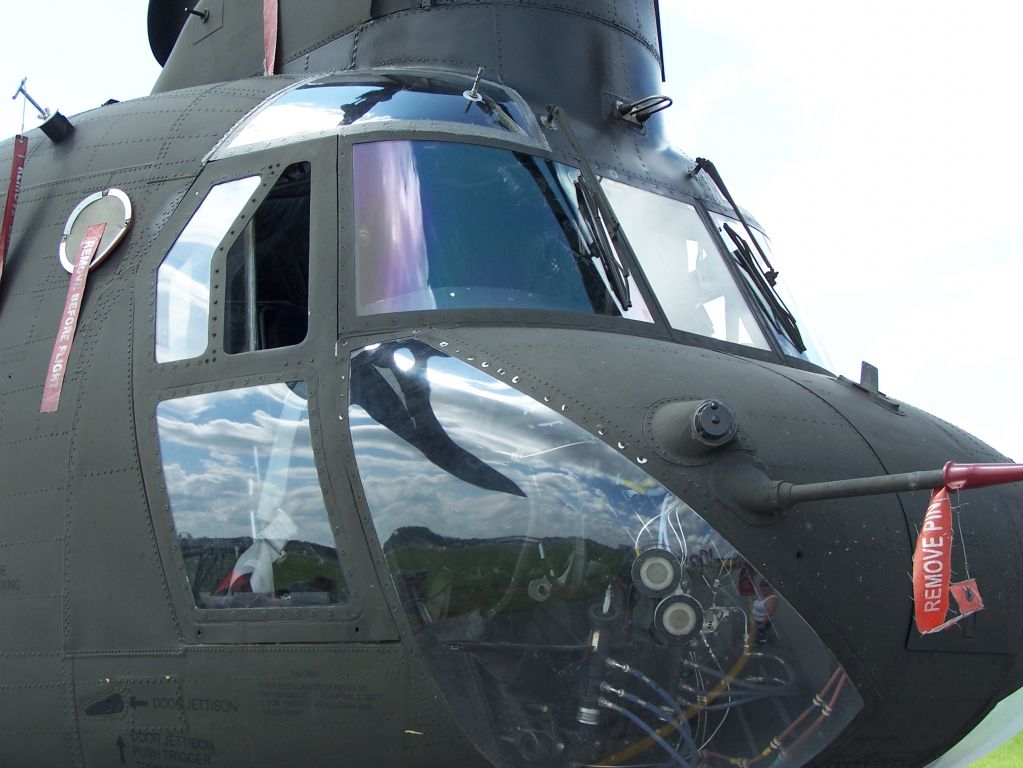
[1,2,1021,767]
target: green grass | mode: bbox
[971,731,1023,767]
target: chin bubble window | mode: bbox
[157,382,347,609]
[348,340,862,768]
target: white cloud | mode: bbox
[661,2,1023,460]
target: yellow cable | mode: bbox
[594,607,754,766]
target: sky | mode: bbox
[2,1,1020,461]
[659,3,1023,462]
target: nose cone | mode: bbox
[346,335,869,767]
[428,325,1023,765]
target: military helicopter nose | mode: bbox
[2,2,1022,767]
[363,322,1023,767]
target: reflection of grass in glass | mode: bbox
[385,533,627,621]
[273,548,347,595]
[181,537,345,604]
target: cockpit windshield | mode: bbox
[353,140,652,321]
[350,139,824,362]
[602,180,771,350]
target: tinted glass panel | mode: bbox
[157,382,346,609]
[156,176,260,363]
[354,141,652,321]
[349,340,862,768]
[225,73,531,154]
[225,162,311,354]
[602,180,769,348]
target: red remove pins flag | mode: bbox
[40,222,106,413]
[263,0,279,75]
[1,135,29,286]
[912,488,953,633]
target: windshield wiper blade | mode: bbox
[690,157,780,285]
[573,177,627,305]
[722,222,806,353]
[691,156,806,353]
[546,105,632,309]
[476,92,527,135]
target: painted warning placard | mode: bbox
[40,222,105,413]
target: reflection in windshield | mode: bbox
[353,141,653,322]
[349,339,861,768]
[602,179,769,349]
[350,340,524,497]
[223,73,532,154]
[155,176,261,363]
[157,382,346,608]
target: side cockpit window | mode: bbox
[156,382,347,609]
[155,162,311,363]
[224,162,311,354]
[156,176,260,363]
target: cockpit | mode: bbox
[174,70,824,367]
[147,69,856,767]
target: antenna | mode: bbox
[11,78,74,144]
[463,66,485,112]
[12,78,49,120]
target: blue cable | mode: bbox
[683,659,795,694]
[600,698,691,768]
[622,664,699,757]
[618,689,699,758]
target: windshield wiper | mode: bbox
[722,222,806,353]
[476,92,527,135]
[546,105,632,310]
[689,157,780,285]
[460,67,527,136]
[691,157,806,353]
[573,177,625,302]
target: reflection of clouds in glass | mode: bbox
[159,387,264,421]
[155,255,210,361]
[350,349,737,556]
[230,103,345,147]
[155,176,260,362]
[348,342,863,764]
[228,85,386,149]
[354,142,431,314]
[351,412,650,549]
[157,384,334,548]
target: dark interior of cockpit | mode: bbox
[224,161,311,354]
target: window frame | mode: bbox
[222,160,313,356]
[150,139,336,370]
[336,129,790,366]
[337,130,672,344]
[136,137,398,643]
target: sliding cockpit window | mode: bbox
[155,163,312,363]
